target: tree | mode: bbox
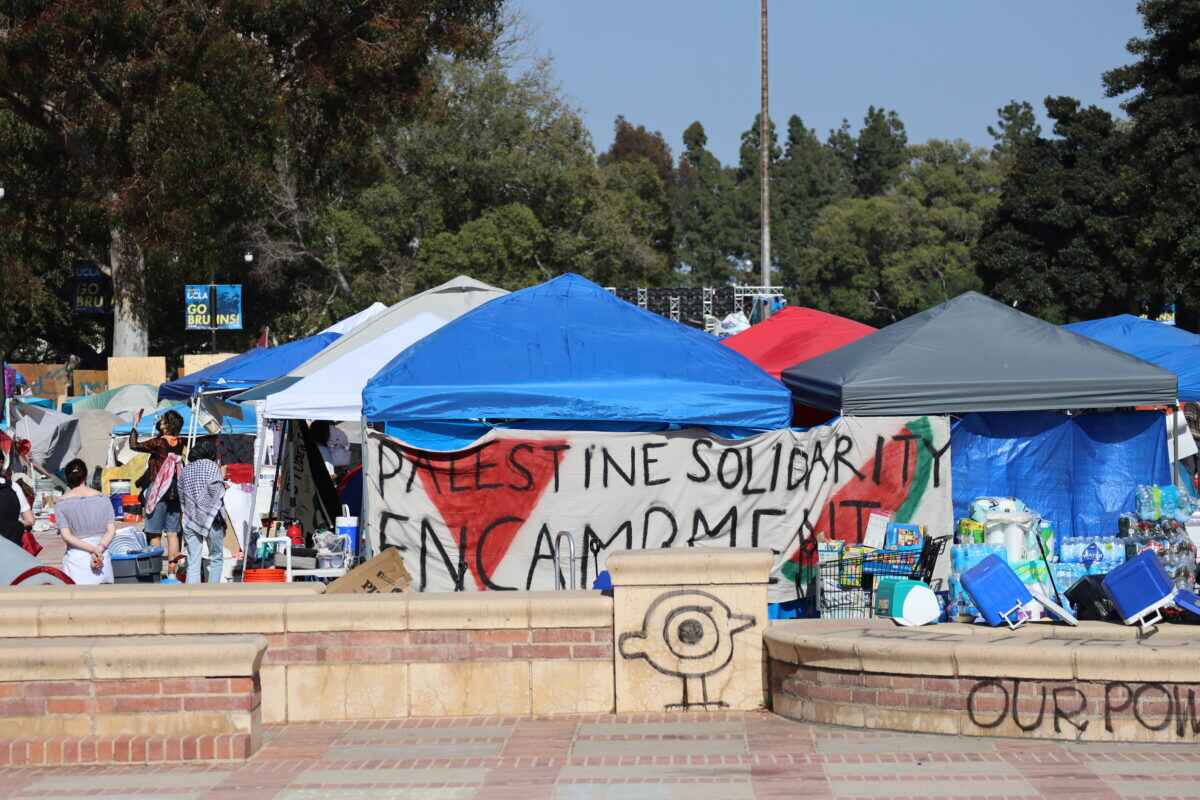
[987,100,1042,164]
[730,113,782,278]
[798,139,998,325]
[674,121,740,285]
[0,0,504,356]
[1103,0,1200,326]
[853,106,908,197]
[974,97,1141,323]
[598,116,675,187]
[597,116,675,271]
[774,115,852,284]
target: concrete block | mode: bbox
[259,665,287,724]
[91,635,266,680]
[954,642,1075,680]
[614,581,767,713]
[345,663,408,720]
[0,603,38,637]
[286,665,349,722]
[607,547,774,587]
[408,661,530,716]
[0,639,91,681]
[284,595,407,633]
[162,599,285,635]
[407,592,528,630]
[531,660,614,714]
[37,601,163,637]
[527,591,613,628]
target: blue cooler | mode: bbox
[960,554,1033,629]
[1102,550,1175,632]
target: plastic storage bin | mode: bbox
[961,554,1033,629]
[110,547,164,584]
[1102,550,1174,632]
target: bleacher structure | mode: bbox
[605,286,787,333]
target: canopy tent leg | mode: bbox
[1173,403,1181,490]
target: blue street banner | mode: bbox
[185,284,212,329]
[214,284,243,330]
[185,284,243,330]
[72,261,111,315]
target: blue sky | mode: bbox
[513,1,1144,165]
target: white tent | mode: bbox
[259,276,507,421]
[321,302,388,336]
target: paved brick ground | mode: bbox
[2,712,1198,799]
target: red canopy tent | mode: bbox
[722,307,875,426]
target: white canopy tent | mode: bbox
[258,276,507,421]
[320,302,388,336]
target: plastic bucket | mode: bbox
[244,568,286,583]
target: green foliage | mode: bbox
[853,106,908,197]
[798,140,998,326]
[1103,0,1200,325]
[673,121,740,285]
[0,0,505,356]
[774,115,853,285]
[974,98,1140,323]
[987,100,1042,164]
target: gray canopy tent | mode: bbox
[781,292,1178,416]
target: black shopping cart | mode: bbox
[816,536,949,619]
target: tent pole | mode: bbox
[360,415,372,559]
[1173,403,1181,489]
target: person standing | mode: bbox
[130,409,185,566]
[179,439,226,584]
[55,459,115,584]
[0,470,34,548]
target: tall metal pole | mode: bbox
[759,0,771,292]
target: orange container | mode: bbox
[121,494,142,523]
[243,568,286,583]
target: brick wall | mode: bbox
[262,627,614,666]
[771,661,1200,743]
[0,676,260,766]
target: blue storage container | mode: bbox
[1101,550,1174,632]
[960,554,1032,629]
[111,547,164,584]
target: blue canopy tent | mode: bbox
[158,333,339,402]
[111,401,258,437]
[363,273,791,448]
[1064,315,1200,401]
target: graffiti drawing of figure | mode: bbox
[618,589,756,710]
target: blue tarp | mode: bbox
[363,273,792,435]
[1064,315,1200,401]
[951,411,1171,538]
[158,333,339,401]
[112,401,258,437]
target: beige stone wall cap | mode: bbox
[765,620,1200,681]
[407,591,530,629]
[0,635,266,682]
[607,548,775,586]
[526,591,613,629]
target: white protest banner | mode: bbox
[365,416,952,602]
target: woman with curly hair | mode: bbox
[130,408,185,566]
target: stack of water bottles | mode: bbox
[1057,535,1126,579]
[947,496,1057,620]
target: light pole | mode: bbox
[759,0,771,296]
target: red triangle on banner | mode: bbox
[411,437,566,590]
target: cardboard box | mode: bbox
[182,353,237,376]
[325,548,413,594]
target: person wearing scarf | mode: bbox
[179,439,227,584]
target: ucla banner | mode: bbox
[185,284,243,330]
[365,417,952,601]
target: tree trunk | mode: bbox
[109,225,149,357]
